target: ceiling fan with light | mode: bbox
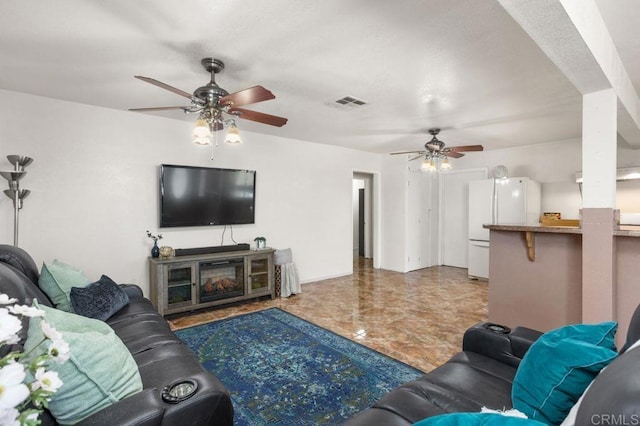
[129,57,288,146]
[390,128,483,171]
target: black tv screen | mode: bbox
[160,164,256,227]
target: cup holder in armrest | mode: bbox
[162,379,198,404]
[483,323,511,334]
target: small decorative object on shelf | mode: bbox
[159,246,175,259]
[254,236,266,250]
[146,231,163,258]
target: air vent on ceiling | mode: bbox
[334,96,368,108]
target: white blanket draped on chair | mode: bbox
[274,248,301,298]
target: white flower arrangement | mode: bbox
[0,294,68,425]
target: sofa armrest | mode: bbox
[462,323,543,368]
[509,326,543,359]
[74,388,164,426]
[119,284,144,299]
[160,371,234,426]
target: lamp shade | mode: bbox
[224,124,242,144]
[7,156,33,170]
[193,118,212,145]
[421,158,437,172]
[0,171,26,182]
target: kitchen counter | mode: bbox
[615,225,640,237]
[484,224,581,262]
[484,224,640,237]
[486,226,583,332]
[485,222,640,345]
[484,224,582,234]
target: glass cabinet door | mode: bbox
[165,263,196,309]
[248,255,271,293]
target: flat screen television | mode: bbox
[160,164,256,227]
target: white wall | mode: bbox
[618,180,640,213]
[452,138,584,183]
[0,89,382,296]
[540,182,582,220]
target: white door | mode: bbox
[406,171,434,271]
[440,169,487,268]
[496,178,526,225]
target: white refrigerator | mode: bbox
[467,177,541,279]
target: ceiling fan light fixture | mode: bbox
[390,129,483,172]
[224,122,242,144]
[441,157,452,170]
[193,118,212,145]
[421,157,437,172]
[130,56,287,151]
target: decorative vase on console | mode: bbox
[146,230,163,258]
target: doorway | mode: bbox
[352,173,374,262]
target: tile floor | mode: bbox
[168,258,489,373]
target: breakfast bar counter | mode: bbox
[484,223,640,346]
[485,223,640,236]
[614,225,640,237]
[484,224,583,234]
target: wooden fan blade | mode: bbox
[390,150,426,155]
[449,144,484,152]
[445,151,465,158]
[134,76,203,103]
[409,154,426,161]
[128,106,190,112]
[220,86,275,108]
[229,107,288,127]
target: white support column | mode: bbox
[581,88,617,323]
[582,89,617,208]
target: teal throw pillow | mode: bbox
[511,321,618,425]
[24,303,143,424]
[38,260,91,312]
[413,413,548,425]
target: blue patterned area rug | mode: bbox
[175,308,423,425]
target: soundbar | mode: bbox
[174,244,251,257]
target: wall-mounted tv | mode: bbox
[160,164,256,227]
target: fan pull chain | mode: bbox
[210,130,220,160]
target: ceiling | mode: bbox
[0,0,638,154]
